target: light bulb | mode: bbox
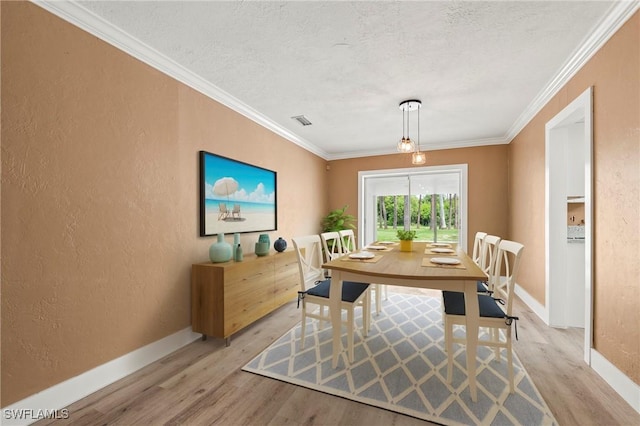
[397,137,415,153]
[412,151,426,165]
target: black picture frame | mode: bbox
[199,151,277,236]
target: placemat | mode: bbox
[365,246,394,252]
[421,257,467,269]
[424,249,457,256]
[340,254,384,263]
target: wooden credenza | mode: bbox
[191,250,299,344]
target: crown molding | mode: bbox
[33,0,638,161]
[326,136,508,161]
[32,0,329,160]
[505,0,640,143]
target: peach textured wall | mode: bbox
[508,12,639,384]
[1,2,327,405]
[327,144,509,253]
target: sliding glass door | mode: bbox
[358,164,467,250]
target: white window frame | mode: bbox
[357,164,468,251]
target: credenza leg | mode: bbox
[201,334,207,341]
[225,337,231,347]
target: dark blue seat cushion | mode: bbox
[442,291,506,319]
[477,280,489,293]
[306,279,369,303]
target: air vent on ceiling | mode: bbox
[291,115,312,126]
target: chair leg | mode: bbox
[363,290,371,336]
[445,316,454,383]
[492,328,501,361]
[441,294,447,351]
[301,305,307,349]
[347,308,355,363]
[507,328,514,392]
[318,305,325,329]
[375,284,381,315]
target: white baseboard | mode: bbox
[1,327,201,425]
[591,349,640,414]
[514,283,549,324]
[515,283,639,415]
[4,304,639,424]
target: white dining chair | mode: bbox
[292,235,370,362]
[471,231,488,267]
[442,239,524,392]
[478,234,501,293]
[320,231,344,263]
[338,229,387,315]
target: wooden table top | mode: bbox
[322,241,486,282]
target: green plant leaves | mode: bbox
[396,229,417,240]
[321,205,356,232]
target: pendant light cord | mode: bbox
[407,104,410,141]
[417,104,420,151]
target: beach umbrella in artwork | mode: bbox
[213,177,239,201]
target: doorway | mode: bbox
[545,87,593,364]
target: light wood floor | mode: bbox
[39,287,639,425]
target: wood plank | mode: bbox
[324,242,486,284]
[36,287,640,426]
[224,255,276,335]
[274,250,300,307]
[191,251,298,341]
[191,264,225,337]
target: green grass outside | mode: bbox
[375,227,459,242]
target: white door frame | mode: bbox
[545,86,593,364]
[357,164,468,251]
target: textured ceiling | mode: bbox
[72,1,619,159]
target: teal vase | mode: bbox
[255,242,270,256]
[235,244,243,261]
[258,234,270,246]
[209,233,232,263]
[233,232,240,256]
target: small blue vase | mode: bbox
[274,237,287,252]
[209,233,232,263]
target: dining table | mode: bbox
[323,240,487,402]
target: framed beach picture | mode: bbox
[199,151,277,236]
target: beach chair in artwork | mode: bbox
[218,203,229,220]
[232,204,241,220]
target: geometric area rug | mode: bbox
[243,292,557,426]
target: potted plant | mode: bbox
[321,205,356,232]
[321,205,356,255]
[397,229,417,252]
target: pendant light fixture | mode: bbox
[411,100,426,165]
[397,100,419,153]
[397,100,426,164]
